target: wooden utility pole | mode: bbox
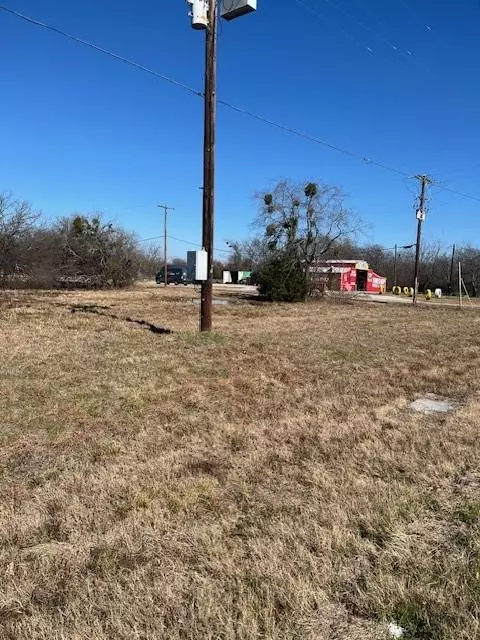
[458,262,463,309]
[412,175,431,305]
[200,0,217,331]
[448,243,456,296]
[158,204,175,287]
[393,244,397,288]
[188,0,256,329]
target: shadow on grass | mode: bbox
[70,304,172,335]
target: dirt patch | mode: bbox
[410,396,456,414]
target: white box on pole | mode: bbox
[196,249,208,281]
[187,250,208,282]
[221,0,257,21]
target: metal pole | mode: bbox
[412,175,430,305]
[393,244,397,288]
[200,0,217,332]
[158,204,174,288]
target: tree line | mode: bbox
[228,235,480,299]
[224,179,480,300]
[2,187,479,296]
[0,192,162,288]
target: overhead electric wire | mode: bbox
[216,99,410,178]
[0,5,202,98]
[136,233,231,255]
[351,0,411,54]
[353,1,397,37]
[2,4,480,206]
[292,0,471,118]
[168,234,231,254]
[294,0,440,80]
[432,184,480,204]
[396,0,432,31]
[290,0,372,53]
[321,0,434,78]
[0,4,410,178]
[321,0,407,55]
[439,161,480,183]
[136,235,163,244]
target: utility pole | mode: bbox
[187,0,257,331]
[448,243,456,296]
[412,175,431,305]
[200,0,217,331]
[158,204,175,288]
[393,244,397,288]
[458,262,463,309]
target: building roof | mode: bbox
[312,259,370,270]
[322,259,364,264]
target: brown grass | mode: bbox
[1,283,480,639]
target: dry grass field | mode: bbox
[1,283,480,640]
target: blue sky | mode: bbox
[1,0,479,259]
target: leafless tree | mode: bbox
[212,259,226,280]
[0,192,39,277]
[458,246,480,296]
[135,244,163,279]
[257,180,361,266]
[226,238,269,271]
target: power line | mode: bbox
[168,235,231,254]
[325,0,436,72]
[294,0,445,83]
[290,0,373,53]
[136,235,163,244]
[292,0,476,122]
[2,4,480,206]
[439,161,480,184]
[0,3,409,178]
[396,0,432,32]
[216,99,411,178]
[351,0,422,56]
[321,0,409,56]
[0,5,202,98]
[296,0,425,64]
[433,183,480,204]
[137,233,231,255]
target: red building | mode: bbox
[309,260,387,294]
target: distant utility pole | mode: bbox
[458,261,463,309]
[394,244,398,288]
[412,175,431,305]
[448,243,456,296]
[187,0,257,331]
[158,204,175,287]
